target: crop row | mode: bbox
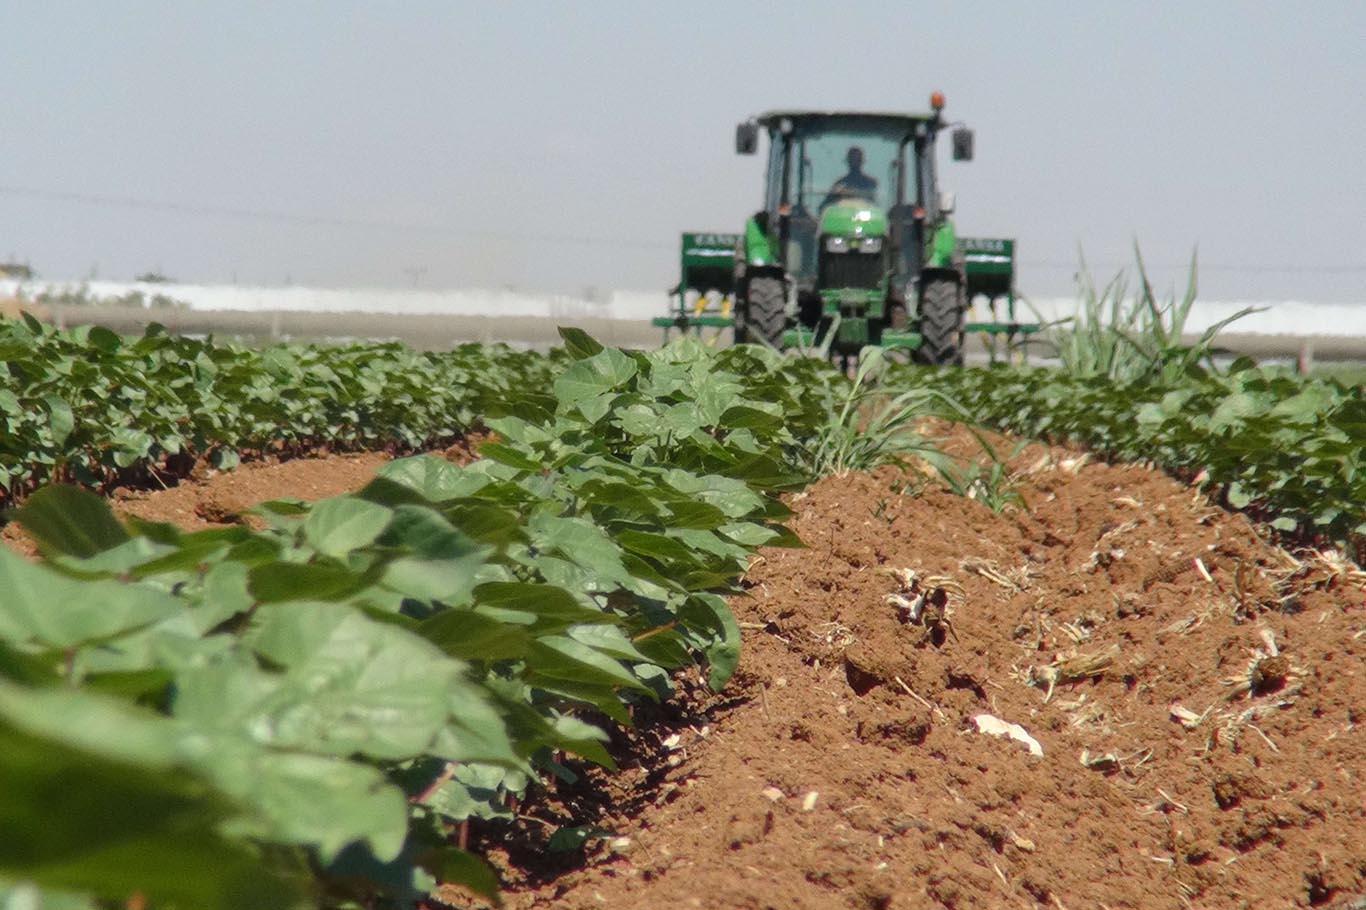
[0,331,849,909]
[0,314,557,500]
[897,359,1366,547]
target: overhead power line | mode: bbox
[1020,259,1366,275]
[4,183,1365,274]
[0,183,674,251]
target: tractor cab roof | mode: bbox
[753,110,938,130]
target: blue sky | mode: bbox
[2,1,1363,300]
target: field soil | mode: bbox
[4,432,1360,907]
[486,431,1365,910]
[2,439,485,556]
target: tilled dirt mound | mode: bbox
[2,439,485,554]
[495,439,1364,909]
[113,452,397,529]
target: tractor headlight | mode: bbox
[824,236,848,253]
[856,237,883,254]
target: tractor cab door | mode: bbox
[889,134,931,287]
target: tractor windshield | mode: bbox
[789,121,908,215]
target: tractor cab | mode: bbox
[739,110,949,298]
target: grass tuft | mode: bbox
[1035,246,1261,382]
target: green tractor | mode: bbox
[656,93,1035,364]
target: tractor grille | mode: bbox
[819,252,883,290]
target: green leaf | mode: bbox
[718,404,784,431]
[42,396,73,446]
[566,624,651,663]
[472,582,608,626]
[0,643,60,686]
[377,455,483,502]
[421,847,502,905]
[15,486,130,558]
[205,602,519,771]
[527,513,633,589]
[0,551,181,649]
[616,530,700,566]
[0,883,97,910]
[552,349,637,408]
[557,326,604,360]
[417,608,532,661]
[546,825,611,852]
[248,562,368,602]
[84,326,122,354]
[684,593,741,690]
[478,443,544,472]
[0,684,302,909]
[380,505,484,559]
[382,552,487,605]
[526,635,651,692]
[1226,483,1253,510]
[303,497,393,559]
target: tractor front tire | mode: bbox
[737,276,786,349]
[915,279,965,366]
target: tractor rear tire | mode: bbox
[738,276,787,349]
[914,279,965,366]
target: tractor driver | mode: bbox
[822,146,878,207]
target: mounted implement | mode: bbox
[654,93,1038,363]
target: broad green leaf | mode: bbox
[0,882,97,910]
[16,486,129,558]
[377,455,483,501]
[382,552,487,605]
[418,608,532,660]
[552,349,637,407]
[526,636,651,692]
[616,530,700,566]
[248,562,369,602]
[478,442,544,472]
[303,497,393,559]
[557,326,604,360]
[0,551,181,649]
[472,582,607,625]
[683,593,741,689]
[422,847,502,905]
[566,624,650,663]
[0,685,301,909]
[42,397,73,446]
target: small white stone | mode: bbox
[801,791,819,812]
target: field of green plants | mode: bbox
[1,303,1363,909]
[905,362,1366,545]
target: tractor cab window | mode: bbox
[789,124,903,215]
[780,120,912,278]
[764,132,785,213]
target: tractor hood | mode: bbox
[818,201,888,238]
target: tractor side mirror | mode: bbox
[735,121,759,155]
[951,127,974,161]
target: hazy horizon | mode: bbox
[3,2,1364,302]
